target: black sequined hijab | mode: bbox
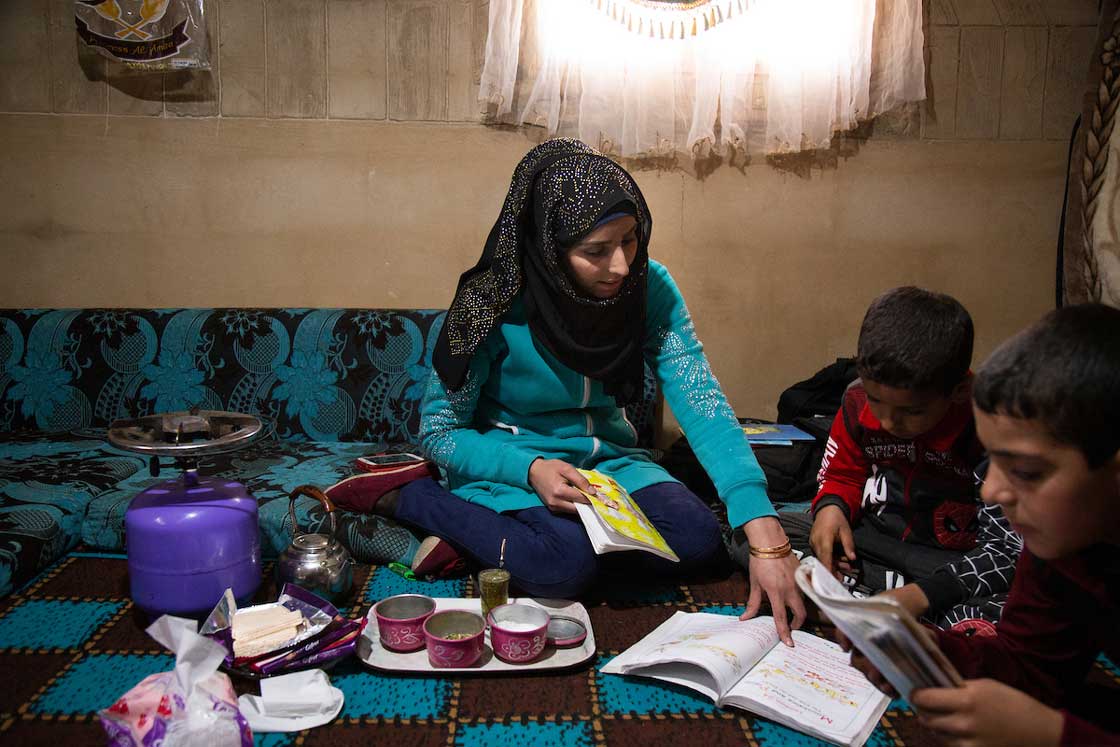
[433,138,652,405]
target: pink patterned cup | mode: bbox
[423,610,486,668]
[373,594,436,652]
[488,603,550,664]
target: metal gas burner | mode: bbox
[108,409,266,475]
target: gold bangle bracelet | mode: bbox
[748,541,792,559]
[750,549,792,559]
[748,541,790,555]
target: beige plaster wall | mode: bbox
[0,0,1095,418]
[0,113,1066,418]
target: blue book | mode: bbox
[741,423,815,443]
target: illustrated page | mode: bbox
[576,469,676,558]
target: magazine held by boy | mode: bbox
[794,558,963,700]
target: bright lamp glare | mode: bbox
[537,1,679,69]
[537,0,864,75]
[485,0,919,156]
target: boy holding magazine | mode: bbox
[848,304,1120,747]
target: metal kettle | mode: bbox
[277,485,353,603]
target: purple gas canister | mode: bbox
[126,469,261,618]
[110,410,265,619]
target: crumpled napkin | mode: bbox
[236,669,344,732]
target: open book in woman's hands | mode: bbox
[601,611,889,747]
[794,558,964,701]
[573,469,679,562]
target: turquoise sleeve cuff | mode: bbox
[491,446,542,491]
[724,479,778,531]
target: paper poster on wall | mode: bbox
[75,0,212,71]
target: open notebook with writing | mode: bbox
[601,611,888,747]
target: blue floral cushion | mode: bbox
[0,309,451,442]
[0,308,660,598]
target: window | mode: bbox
[481,0,924,159]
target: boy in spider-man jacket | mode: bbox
[780,287,1021,630]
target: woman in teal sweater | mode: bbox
[394,139,804,643]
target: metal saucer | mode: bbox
[547,615,588,647]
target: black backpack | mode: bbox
[661,358,858,509]
[759,358,858,507]
[745,415,832,507]
[777,358,858,423]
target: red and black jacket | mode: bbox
[811,381,984,551]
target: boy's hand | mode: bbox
[912,679,1064,747]
[838,618,939,698]
[528,458,592,514]
[878,584,931,618]
[809,505,857,576]
[848,644,898,697]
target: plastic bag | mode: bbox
[99,616,252,747]
[75,0,211,71]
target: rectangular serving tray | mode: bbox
[357,597,596,673]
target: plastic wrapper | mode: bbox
[201,584,364,677]
[99,615,252,747]
[75,0,212,71]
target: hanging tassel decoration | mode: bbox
[582,0,755,40]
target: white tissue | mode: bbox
[237,669,344,732]
[145,616,229,697]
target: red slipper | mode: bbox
[325,460,437,514]
[411,536,467,579]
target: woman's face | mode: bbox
[563,215,639,299]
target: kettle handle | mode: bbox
[288,485,338,540]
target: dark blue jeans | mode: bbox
[397,478,726,598]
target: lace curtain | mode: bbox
[480,0,925,158]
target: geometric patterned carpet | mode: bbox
[2,553,1117,747]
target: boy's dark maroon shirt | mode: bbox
[935,544,1120,746]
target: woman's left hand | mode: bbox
[911,679,1064,747]
[738,517,806,646]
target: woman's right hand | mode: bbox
[738,516,807,647]
[528,458,593,513]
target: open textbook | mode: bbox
[601,612,889,747]
[794,558,963,701]
[574,469,679,562]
